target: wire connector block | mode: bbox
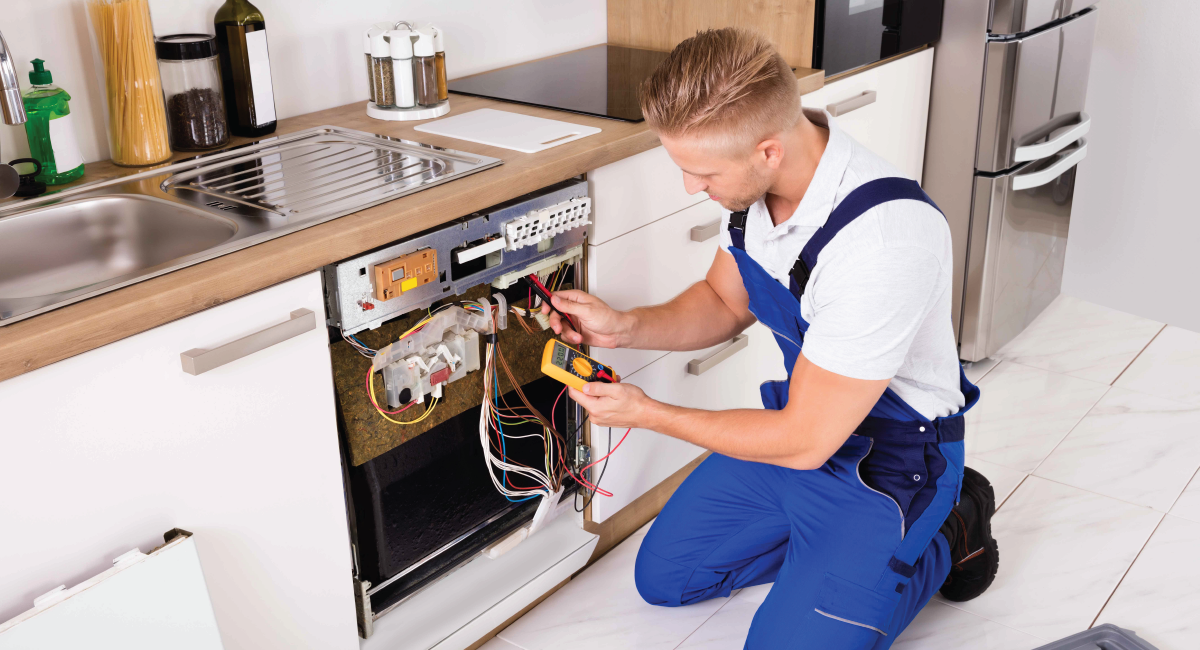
[504,197,592,251]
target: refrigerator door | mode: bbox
[958,139,1086,362]
[975,7,1097,173]
[989,0,1100,36]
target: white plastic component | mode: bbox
[493,293,508,331]
[504,197,591,251]
[490,245,583,290]
[527,487,570,537]
[533,312,551,331]
[482,526,529,560]
[112,549,146,566]
[32,587,67,609]
[373,306,491,408]
[455,237,507,264]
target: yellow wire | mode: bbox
[369,370,440,425]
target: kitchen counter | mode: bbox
[0,64,822,383]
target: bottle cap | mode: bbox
[371,32,391,58]
[154,34,218,60]
[430,26,445,52]
[28,59,52,85]
[387,30,414,59]
[413,31,435,58]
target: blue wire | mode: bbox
[495,362,537,503]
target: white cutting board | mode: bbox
[415,108,601,153]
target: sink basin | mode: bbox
[0,125,501,325]
[0,195,237,320]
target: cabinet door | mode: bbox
[0,274,358,650]
[587,323,781,523]
[803,48,935,182]
[588,145,706,246]
[587,199,726,377]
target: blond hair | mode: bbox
[640,28,801,153]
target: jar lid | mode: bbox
[387,30,414,59]
[155,34,218,60]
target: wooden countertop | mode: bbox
[0,64,822,383]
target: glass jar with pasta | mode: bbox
[86,0,172,166]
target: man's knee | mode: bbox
[633,539,689,607]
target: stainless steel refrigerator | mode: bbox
[923,0,1098,362]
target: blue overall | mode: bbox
[634,178,981,649]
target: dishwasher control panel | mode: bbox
[325,178,589,334]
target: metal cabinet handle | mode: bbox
[827,90,876,117]
[690,219,720,242]
[181,308,316,375]
[1014,112,1090,162]
[1011,140,1088,191]
[687,334,749,376]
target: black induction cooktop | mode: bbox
[447,44,670,122]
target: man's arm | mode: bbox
[570,350,890,470]
[548,248,754,352]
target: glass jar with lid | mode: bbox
[155,34,230,150]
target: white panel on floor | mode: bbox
[499,523,732,650]
[0,536,222,650]
[947,476,1162,640]
[1114,325,1200,406]
[964,362,1108,473]
[995,295,1163,384]
[1035,388,1200,511]
[1095,515,1200,650]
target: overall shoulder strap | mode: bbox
[788,177,941,298]
[727,208,750,251]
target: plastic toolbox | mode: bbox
[1034,624,1159,650]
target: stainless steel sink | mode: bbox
[0,195,237,319]
[0,126,502,325]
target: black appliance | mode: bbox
[446,44,669,122]
[815,0,944,76]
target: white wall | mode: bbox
[0,0,606,164]
[1061,2,1200,332]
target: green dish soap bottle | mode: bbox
[22,59,85,185]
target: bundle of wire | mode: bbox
[478,300,631,504]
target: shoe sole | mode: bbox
[942,467,999,602]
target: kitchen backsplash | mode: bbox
[0,0,606,164]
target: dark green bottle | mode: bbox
[214,0,277,137]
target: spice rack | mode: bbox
[364,21,451,122]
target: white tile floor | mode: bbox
[484,295,1200,650]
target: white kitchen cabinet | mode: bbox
[0,273,358,650]
[803,47,935,182]
[587,199,726,377]
[587,323,784,523]
[587,145,706,245]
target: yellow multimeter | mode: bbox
[541,340,617,390]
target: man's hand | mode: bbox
[568,381,654,429]
[541,290,634,348]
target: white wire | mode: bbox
[478,333,554,500]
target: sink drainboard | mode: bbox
[162,128,500,220]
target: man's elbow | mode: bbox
[777,451,829,471]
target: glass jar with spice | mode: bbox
[411,31,439,108]
[155,34,230,150]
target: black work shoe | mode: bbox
[938,466,999,602]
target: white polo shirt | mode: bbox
[719,108,965,419]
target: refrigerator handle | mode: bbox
[1011,140,1088,191]
[1013,113,1091,162]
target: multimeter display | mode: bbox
[541,340,615,390]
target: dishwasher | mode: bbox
[322,178,600,648]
